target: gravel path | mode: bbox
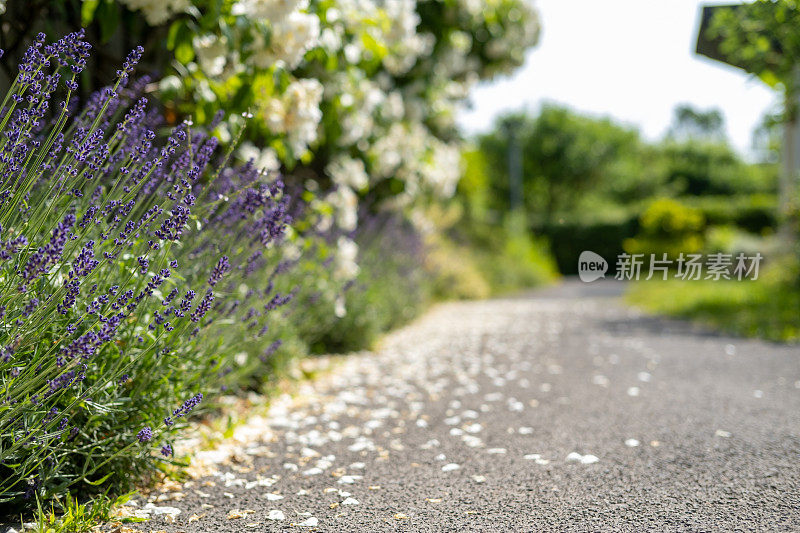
[116,280,800,532]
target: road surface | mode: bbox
[117,280,800,532]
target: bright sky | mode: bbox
[458,0,779,156]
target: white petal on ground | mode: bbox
[487,448,506,454]
[627,387,640,397]
[442,463,460,472]
[295,517,319,527]
[625,439,640,447]
[519,427,534,435]
[142,504,181,517]
[523,454,541,460]
[264,493,284,501]
[715,429,732,438]
[338,475,363,484]
[341,497,360,505]
[266,510,285,521]
[566,452,583,462]
[300,447,319,458]
[507,399,524,412]
[462,435,483,448]
[580,454,599,464]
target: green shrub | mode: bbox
[627,275,800,342]
[425,231,492,301]
[704,225,771,256]
[313,215,430,353]
[472,214,558,293]
[624,198,705,259]
[683,194,777,234]
[537,215,639,275]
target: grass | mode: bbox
[24,492,143,533]
[626,277,800,342]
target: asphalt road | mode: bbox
[115,280,800,532]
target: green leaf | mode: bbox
[81,0,100,26]
[97,1,121,43]
[175,41,196,65]
[167,21,183,50]
[84,472,113,486]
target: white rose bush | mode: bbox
[0,0,539,513]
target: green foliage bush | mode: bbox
[682,194,777,234]
[624,198,706,259]
[467,214,558,294]
[450,147,558,292]
[539,216,639,275]
[705,225,770,256]
[312,215,430,353]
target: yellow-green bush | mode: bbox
[624,197,705,259]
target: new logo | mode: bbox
[578,251,608,282]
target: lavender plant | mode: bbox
[0,31,294,505]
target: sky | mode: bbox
[458,0,779,157]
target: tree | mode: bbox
[667,104,726,142]
[708,0,800,251]
[478,105,640,224]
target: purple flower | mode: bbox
[137,426,153,443]
[161,443,173,457]
[174,290,195,317]
[164,393,203,426]
[155,205,190,241]
[69,241,98,279]
[190,290,214,323]
[207,256,230,287]
[19,213,76,291]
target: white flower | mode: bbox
[249,12,320,70]
[194,34,228,77]
[238,142,281,174]
[320,27,343,52]
[326,155,369,191]
[265,79,323,155]
[334,236,360,281]
[232,0,308,21]
[118,0,189,24]
[343,43,361,64]
[334,295,347,318]
[326,186,358,232]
